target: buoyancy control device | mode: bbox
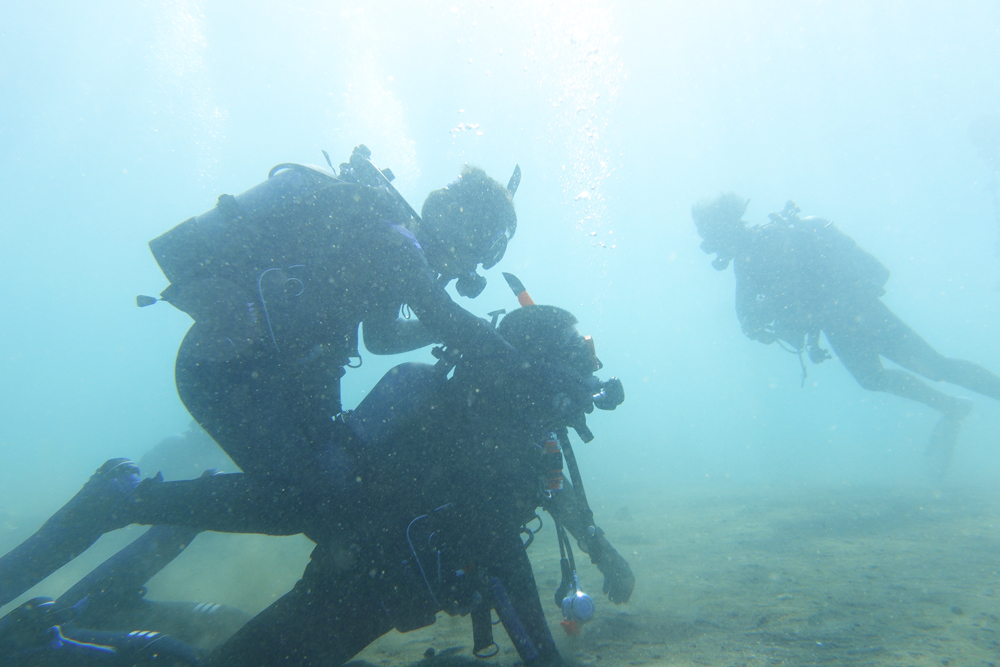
[143,147,415,331]
[768,200,890,298]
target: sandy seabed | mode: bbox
[4,483,1000,667]
[351,483,1000,667]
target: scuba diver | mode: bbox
[140,144,541,486]
[692,193,1000,479]
[1,302,631,667]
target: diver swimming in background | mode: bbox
[692,194,1000,479]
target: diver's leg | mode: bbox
[204,545,392,667]
[125,473,317,536]
[55,524,199,618]
[88,598,251,649]
[0,471,316,609]
[175,324,344,483]
[489,532,562,667]
[863,301,1000,401]
[0,621,205,667]
[827,334,968,415]
[824,299,973,479]
[824,303,971,417]
[0,459,139,607]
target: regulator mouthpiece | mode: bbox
[455,271,487,298]
[712,256,731,271]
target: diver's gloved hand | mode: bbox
[740,314,779,345]
[808,344,831,364]
[596,543,634,603]
[579,529,635,604]
[806,332,831,365]
[108,472,165,532]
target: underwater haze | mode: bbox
[3,1,1000,665]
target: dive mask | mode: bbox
[563,331,603,376]
[480,229,511,270]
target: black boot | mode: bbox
[0,459,141,607]
[925,401,973,483]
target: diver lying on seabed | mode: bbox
[0,304,632,667]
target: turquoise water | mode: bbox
[2,1,1000,663]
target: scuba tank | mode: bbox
[144,147,414,332]
[768,200,890,297]
[149,163,340,292]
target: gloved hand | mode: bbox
[808,343,831,364]
[740,313,778,345]
[580,529,635,604]
[806,332,831,365]
[595,542,635,603]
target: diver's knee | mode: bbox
[919,356,960,383]
[852,370,886,392]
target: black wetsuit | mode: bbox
[170,180,512,484]
[734,218,1000,402]
[135,357,589,667]
[1,358,628,667]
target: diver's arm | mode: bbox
[410,285,514,360]
[547,482,634,604]
[544,480,589,536]
[376,229,515,360]
[734,262,778,344]
[389,238,592,416]
[362,309,440,355]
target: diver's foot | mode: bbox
[56,458,143,531]
[945,397,974,422]
[0,459,142,607]
[924,413,968,483]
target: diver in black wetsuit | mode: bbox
[160,146,527,483]
[692,193,1000,478]
[174,304,631,667]
[1,305,632,667]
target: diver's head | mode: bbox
[691,192,750,271]
[416,165,517,297]
[498,305,621,438]
[497,305,602,379]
